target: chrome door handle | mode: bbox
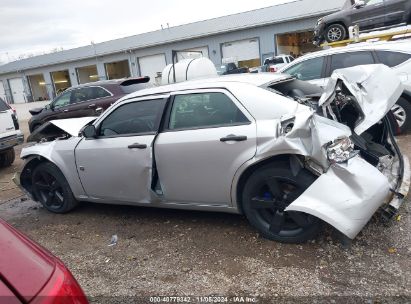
[128,143,147,149]
[220,135,247,142]
[88,104,96,108]
[63,109,69,112]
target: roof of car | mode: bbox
[122,73,292,99]
[282,39,411,66]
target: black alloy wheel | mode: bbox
[242,163,321,243]
[32,162,78,213]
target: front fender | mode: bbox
[285,156,390,239]
[20,138,86,199]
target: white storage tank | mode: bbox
[162,58,217,85]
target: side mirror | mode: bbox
[82,125,97,138]
[354,0,365,8]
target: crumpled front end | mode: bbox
[259,65,410,239]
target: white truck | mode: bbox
[0,98,23,167]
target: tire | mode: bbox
[0,148,15,168]
[325,24,347,43]
[31,162,78,213]
[391,97,411,133]
[242,162,321,243]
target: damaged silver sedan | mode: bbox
[15,65,410,243]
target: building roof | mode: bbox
[0,0,347,75]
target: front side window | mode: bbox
[169,92,249,130]
[53,91,72,108]
[376,51,411,67]
[99,99,165,137]
[330,51,375,72]
[282,56,325,81]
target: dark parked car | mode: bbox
[216,63,249,75]
[28,77,152,132]
[314,0,411,45]
[0,218,88,303]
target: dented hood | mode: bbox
[49,117,96,136]
[319,64,403,135]
[28,117,96,142]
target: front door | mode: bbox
[155,90,257,205]
[351,0,386,29]
[75,97,167,203]
[46,90,73,121]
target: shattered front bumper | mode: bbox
[286,155,410,239]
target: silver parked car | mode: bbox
[15,67,410,243]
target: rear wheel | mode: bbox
[391,97,411,133]
[32,162,78,213]
[242,162,321,243]
[0,148,15,168]
[325,24,347,43]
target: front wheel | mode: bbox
[32,162,78,213]
[325,24,347,43]
[242,163,321,243]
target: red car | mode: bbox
[0,219,88,303]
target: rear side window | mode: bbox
[375,51,411,67]
[0,98,9,111]
[169,92,249,130]
[91,87,111,99]
[282,56,325,81]
[330,51,375,71]
[99,99,165,136]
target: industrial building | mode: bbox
[0,0,347,104]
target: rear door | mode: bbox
[350,0,385,29]
[384,0,408,26]
[75,96,167,203]
[154,89,257,206]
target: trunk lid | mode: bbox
[0,219,55,302]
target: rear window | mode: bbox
[0,98,10,111]
[375,51,411,67]
[265,57,285,65]
[121,83,153,94]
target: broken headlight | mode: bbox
[278,116,295,136]
[326,136,359,164]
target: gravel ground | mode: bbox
[0,122,410,303]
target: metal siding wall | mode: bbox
[0,16,320,86]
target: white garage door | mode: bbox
[177,46,209,61]
[0,81,6,101]
[9,78,26,104]
[222,38,260,67]
[138,54,167,83]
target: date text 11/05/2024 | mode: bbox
[149,296,257,303]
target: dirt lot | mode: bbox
[0,121,410,303]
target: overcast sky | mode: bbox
[0,0,294,63]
